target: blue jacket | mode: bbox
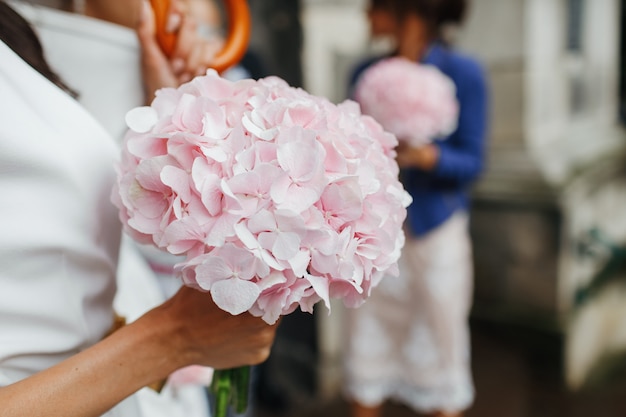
[350,43,489,236]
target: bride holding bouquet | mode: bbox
[0,2,278,416]
[0,1,412,417]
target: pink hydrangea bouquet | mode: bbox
[354,56,459,147]
[112,70,411,416]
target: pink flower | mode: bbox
[354,57,459,147]
[113,70,411,324]
[167,365,214,387]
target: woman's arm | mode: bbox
[0,287,277,417]
[428,59,489,184]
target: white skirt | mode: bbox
[343,212,475,413]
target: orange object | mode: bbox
[211,0,251,73]
[150,0,177,57]
[149,0,251,74]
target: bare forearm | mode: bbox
[0,311,182,417]
[0,287,277,417]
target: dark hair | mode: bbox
[370,0,468,33]
[0,1,77,97]
[440,0,467,25]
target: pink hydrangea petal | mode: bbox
[126,135,168,160]
[201,101,230,140]
[242,113,277,141]
[211,278,261,315]
[275,184,320,213]
[288,250,310,278]
[168,365,214,387]
[174,94,204,134]
[276,129,321,181]
[127,212,163,236]
[287,105,319,127]
[330,279,365,309]
[257,231,277,253]
[248,210,277,234]
[161,165,192,203]
[304,228,338,256]
[202,212,239,247]
[269,174,291,206]
[304,273,330,310]
[135,158,171,193]
[202,146,228,163]
[131,187,168,218]
[125,106,158,133]
[218,244,258,280]
[253,290,289,325]
[271,232,300,261]
[233,221,259,250]
[195,256,233,289]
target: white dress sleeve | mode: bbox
[4,4,212,416]
[0,40,146,416]
[0,38,121,380]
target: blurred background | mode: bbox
[240,0,626,416]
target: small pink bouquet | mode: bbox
[112,70,411,416]
[354,56,459,147]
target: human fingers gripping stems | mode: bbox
[155,286,278,370]
[0,286,277,417]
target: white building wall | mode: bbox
[301,0,626,392]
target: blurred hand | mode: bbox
[135,0,223,102]
[170,7,224,83]
[136,0,179,102]
[396,142,439,171]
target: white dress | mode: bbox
[8,4,212,415]
[343,212,475,413]
[7,0,186,303]
[0,40,141,416]
[0,5,210,415]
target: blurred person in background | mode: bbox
[343,0,489,416]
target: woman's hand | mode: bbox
[396,142,439,171]
[136,0,223,102]
[169,6,224,83]
[0,286,277,417]
[151,286,278,370]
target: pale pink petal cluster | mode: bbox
[354,57,459,147]
[167,365,214,387]
[113,70,411,324]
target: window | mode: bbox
[567,0,585,53]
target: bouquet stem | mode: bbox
[211,366,251,417]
